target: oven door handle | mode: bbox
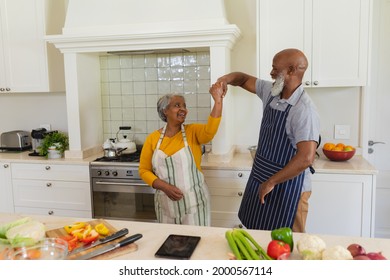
[95,181,149,187]
[93,181,155,194]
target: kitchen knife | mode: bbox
[69,228,129,256]
[75,233,143,260]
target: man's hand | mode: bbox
[259,180,275,204]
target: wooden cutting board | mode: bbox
[46,219,138,260]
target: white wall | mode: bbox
[0,92,68,134]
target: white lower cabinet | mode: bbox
[204,167,375,237]
[11,163,92,218]
[0,162,14,213]
[306,173,375,237]
[203,169,250,228]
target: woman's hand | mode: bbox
[152,179,184,201]
[163,185,184,201]
[209,81,225,101]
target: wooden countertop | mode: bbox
[1,213,389,260]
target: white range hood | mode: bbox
[47,0,241,160]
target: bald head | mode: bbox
[273,48,308,79]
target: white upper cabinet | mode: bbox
[257,0,371,87]
[0,0,65,93]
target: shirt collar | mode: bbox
[274,84,305,106]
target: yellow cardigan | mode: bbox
[139,116,221,187]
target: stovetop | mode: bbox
[91,145,142,166]
[94,152,141,163]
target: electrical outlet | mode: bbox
[40,124,51,131]
[334,125,350,140]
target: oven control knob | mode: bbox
[97,171,102,176]
[105,171,110,176]
[112,171,118,176]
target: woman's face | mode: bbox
[164,96,188,124]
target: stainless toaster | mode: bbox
[0,130,32,151]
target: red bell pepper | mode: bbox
[59,235,78,252]
[267,240,291,260]
[81,229,99,244]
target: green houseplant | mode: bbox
[39,131,69,158]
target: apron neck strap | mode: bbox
[156,124,188,150]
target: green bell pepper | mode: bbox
[271,227,294,252]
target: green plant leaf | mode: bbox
[39,131,69,157]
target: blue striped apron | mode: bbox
[238,96,305,230]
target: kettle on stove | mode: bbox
[114,126,137,153]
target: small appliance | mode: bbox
[0,130,32,151]
[29,128,47,156]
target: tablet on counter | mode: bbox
[155,234,201,260]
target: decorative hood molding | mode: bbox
[47,0,241,53]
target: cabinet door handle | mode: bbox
[238,224,243,228]
[45,166,51,170]
[237,172,243,178]
[5,88,11,91]
[368,140,385,146]
[313,81,319,86]
[3,164,9,168]
[48,210,54,215]
[0,88,4,91]
[238,192,243,196]
[305,81,310,86]
[46,182,52,187]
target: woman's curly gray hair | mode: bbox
[157,93,185,122]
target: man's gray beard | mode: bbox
[271,76,284,96]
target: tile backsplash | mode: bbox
[100,51,211,144]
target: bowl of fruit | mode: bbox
[322,142,356,161]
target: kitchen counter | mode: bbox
[1,213,389,260]
[201,151,378,175]
[0,149,378,175]
[0,150,96,165]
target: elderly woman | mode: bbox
[139,83,224,226]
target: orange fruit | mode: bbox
[323,143,335,151]
[332,146,343,151]
[335,143,345,150]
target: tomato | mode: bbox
[267,240,291,260]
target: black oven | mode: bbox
[90,148,157,222]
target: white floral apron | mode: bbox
[152,124,210,226]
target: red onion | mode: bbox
[353,255,371,260]
[366,252,387,260]
[347,243,366,257]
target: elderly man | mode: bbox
[217,48,320,232]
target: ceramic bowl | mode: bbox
[322,148,356,161]
[10,238,68,260]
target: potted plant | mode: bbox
[39,131,69,159]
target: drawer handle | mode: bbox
[48,210,54,215]
[45,166,51,170]
[3,164,9,168]
[46,182,52,187]
[238,192,243,196]
[238,224,243,228]
[237,172,243,178]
